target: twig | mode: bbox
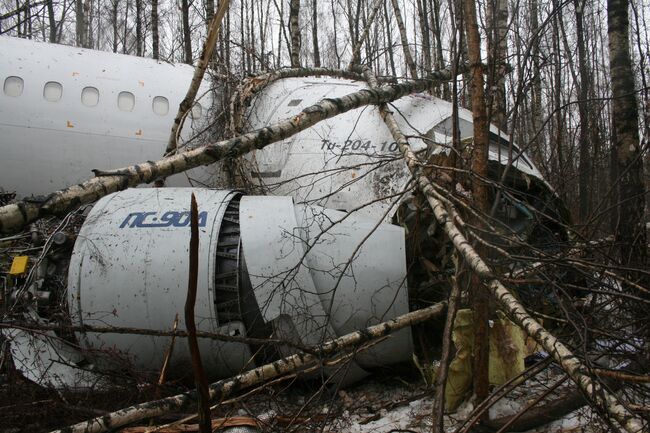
[185,193,211,433]
[158,314,180,386]
[432,273,462,433]
[165,0,230,154]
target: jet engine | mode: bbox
[4,188,411,388]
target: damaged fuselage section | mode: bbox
[1,75,568,391]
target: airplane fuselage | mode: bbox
[0,37,211,197]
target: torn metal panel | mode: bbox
[2,328,106,390]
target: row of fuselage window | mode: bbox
[2,75,203,118]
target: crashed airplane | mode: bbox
[0,36,568,389]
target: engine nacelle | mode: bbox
[58,187,411,386]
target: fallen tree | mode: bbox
[0,68,453,234]
[48,302,447,433]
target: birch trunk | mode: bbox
[49,303,446,433]
[486,0,508,130]
[608,0,647,270]
[389,0,418,79]
[289,0,300,68]
[575,0,592,224]
[151,0,159,59]
[311,0,320,67]
[360,66,644,433]
[47,0,56,42]
[165,0,230,154]
[181,0,192,64]
[74,0,85,47]
[348,0,383,68]
[205,0,213,26]
[0,70,454,234]
[111,0,118,52]
[416,0,431,72]
[135,0,142,56]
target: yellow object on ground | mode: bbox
[9,256,29,276]
[489,311,527,386]
[444,309,474,412]
[443,309,529,412]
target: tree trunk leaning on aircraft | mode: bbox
[462,0,491,407]
[49,302,448,433]
[0,70,453,234]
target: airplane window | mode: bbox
[152,96,169,115]
[43,81,63,102]
[190,102,202,119]
[3,76,24,97]
[118,91,135,112]
[81,87,99,107]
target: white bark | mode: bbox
[1,74,457,234]
[49,302,446,433]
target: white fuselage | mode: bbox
[0,37,212,198]
[0,36,545,220]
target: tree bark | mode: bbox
[348,0,383,69]
[135,0,142,56]
[185,194,211,433]
[608,0,647,271]
[311,0,320,67]
[575,0,592,224]
[111,0,118,52]
[530,0,543,164]
[331,0,340,68]
[151,0,159,59]
[289,0,300,68]
[486,0,508,130]
[463,0,491,407]
[182,0,193,64]
[205,0,214,26]
[382,0,397,77]
[75,0,85,47]
[49,302,447,433]
[122,0,129,54]
[551,0,564,198]
[166,0,230,154]
[389,0,418,79]
[82,0,91,47]
[416,0,431,73]
[430,0,446,97]
[46,0,56,42]
[432,276,461,433]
